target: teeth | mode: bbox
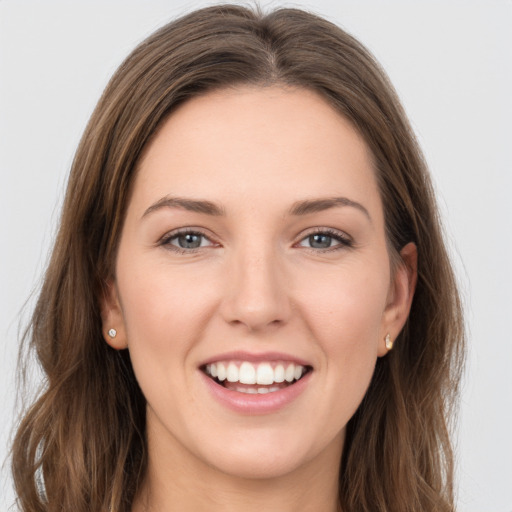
[217,362,227,381]
[205,361,307,386]
[233,386,282,394]
[256,363,274,385]
[226,363,239,382]
[274,364,285,383]
[239,362,256,384]
[285,364,295,383]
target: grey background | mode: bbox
[1,1,511,510]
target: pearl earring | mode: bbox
[108,328,117,338]
[385,333,393,350]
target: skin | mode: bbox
[101,86,417,512]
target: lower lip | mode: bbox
[200,371,312,415]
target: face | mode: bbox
[102,86,415,482]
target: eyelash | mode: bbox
[296,228,353,252]
[159,227,353,254]
[159,228,217,254]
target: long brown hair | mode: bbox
[12,5,465,511]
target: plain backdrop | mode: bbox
[1,1,511,510]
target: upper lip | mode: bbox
[199,351,312,368]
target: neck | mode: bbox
[133,472,340,512]
[132,418,343,512]
[135,470,341,512]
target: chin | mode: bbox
[210,448,310,481]
[195,426,340,481]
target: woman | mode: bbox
[11,4,465,511]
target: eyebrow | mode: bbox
[142,195,370,221]
[142,196,225,218]
[289,197,371,221]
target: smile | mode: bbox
[203,360,311,394]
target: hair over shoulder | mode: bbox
[12,4,465,511]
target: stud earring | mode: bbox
[108,328,117,338]
[385,333,393,350]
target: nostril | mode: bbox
[219,267,292,330]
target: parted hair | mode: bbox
[12,4,465,511]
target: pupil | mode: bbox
[310,234,331,249]
[179,233,201,248]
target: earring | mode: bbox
[385,333,393,350]
[108,328,117,338]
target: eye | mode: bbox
[297,229,352,250]
[161,230,215,251]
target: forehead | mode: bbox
[133,86,382,219]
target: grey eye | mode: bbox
[308,233,334,249]
[173,233,205,249]
[298,230,351,251]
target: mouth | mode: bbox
[201,360,313,394]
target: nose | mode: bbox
[220,245,292,332]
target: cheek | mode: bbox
[281,259,390,443]
[293,257,390,387]
[116,257,221,372]
[296,259,389,339]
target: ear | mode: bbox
[99,279,128,350]
[378,242,418,356]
